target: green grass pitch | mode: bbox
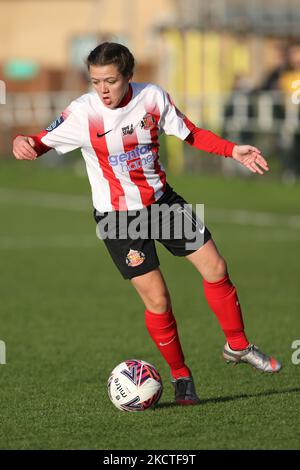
[0,160,299,450]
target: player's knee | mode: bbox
[207,256,227,282]
[146,292,171,313]
[214,256,227,279]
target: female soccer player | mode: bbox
[13,42,281,405]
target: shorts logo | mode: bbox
[126,249,146,267]
[45,115,65,132]
[140,113,156,131]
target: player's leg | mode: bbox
[186,238,249,350]
[186,239,281,372]
[131,268,200,404]
[130,267,171,313]
[94,207,199,399]
[130,268,189,378]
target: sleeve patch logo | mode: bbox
[45,115,65,132]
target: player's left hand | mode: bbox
[232,145,269,175]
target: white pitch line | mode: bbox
[0,188,90,211]
[0,229,298,250]
[0,187,300,229]
[0,235,101,250]
[209,208,300,230]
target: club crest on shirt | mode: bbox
[122,124,134,136]
[126,249,146,267]
[140,113,156,131]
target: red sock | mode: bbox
[203,275,249,350]
[145,309,190,379]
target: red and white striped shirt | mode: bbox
[31,83,235,212]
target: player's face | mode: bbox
[89,64,132,109]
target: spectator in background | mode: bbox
[279,42,300,93]
[222,75,255,175]
[259,41,288,92]
[277,42,300,182]
[225,41,300,183]
[256,41,300,182]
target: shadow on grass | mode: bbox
[154,387,300,410]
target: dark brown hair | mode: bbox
[87,42,135,78]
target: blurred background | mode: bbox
[1,0,300,181]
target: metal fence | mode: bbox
[174,0,300,36]
[1,90,299,178]
[0,92,78,129]
[1,90,299,131]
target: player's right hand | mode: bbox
[13,136,37,160]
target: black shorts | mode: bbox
[93,184,211,279]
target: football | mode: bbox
[107,359,163,411]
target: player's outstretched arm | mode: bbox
[13,136,37,161]
[232,145,269,175]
